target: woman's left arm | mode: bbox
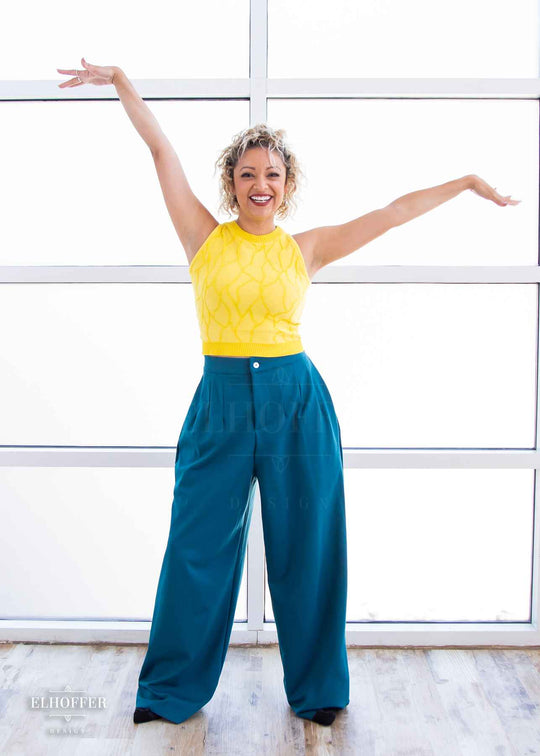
[308,174,521,273]
[392,174,520,226]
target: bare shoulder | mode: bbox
[291,229,320,281]
[185,213,220,265]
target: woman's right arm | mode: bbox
[111,67,166,156]
[112,67,219,259]
[57,59,218,261]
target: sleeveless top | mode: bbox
[188,220,311,357]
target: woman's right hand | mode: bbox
[57,57,117,88]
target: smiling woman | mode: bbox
[131,123,350,728]
[235,149,283,225]
[53,47,525,739]
[214,122,305,235]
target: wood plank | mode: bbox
[0,643,539,754]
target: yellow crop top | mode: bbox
[188,220,311,357]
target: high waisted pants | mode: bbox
[136,350,349,723]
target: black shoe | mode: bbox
[312,709,336,726]
[133,707,164,724]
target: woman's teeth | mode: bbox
[250,196,272,205]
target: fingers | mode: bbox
[57,56,90,75]
[57,61,87,88]
[56,58,89,85]
[56,72,84,88]
[488,184,520,205]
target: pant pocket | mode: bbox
[175,376,204,461]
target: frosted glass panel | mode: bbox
[1,283,535,449]
[0,100,247,265]
[265,469,534,623]
[3,0,248,79]
[301,284,537,449]
[268,99,537,265]
[0,284,205,446]
[0,466,247,622]
[269,0,538,78]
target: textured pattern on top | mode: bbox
[189,220,311,357]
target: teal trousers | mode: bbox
[136,350,349,723]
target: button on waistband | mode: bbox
[252,361,260,368]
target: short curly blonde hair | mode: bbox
[214,123,304,220]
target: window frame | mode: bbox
[1,0,539,647]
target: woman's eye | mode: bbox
[241,172,279,178]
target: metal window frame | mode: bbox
[1,0,539,647]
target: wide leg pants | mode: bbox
[135,350,349,724]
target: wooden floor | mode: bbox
[1,643,540,755]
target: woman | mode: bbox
[57,59,520,728]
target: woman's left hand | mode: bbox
[469,175,521,206]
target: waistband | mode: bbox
[204,350,308,374]
[202,337,304,358]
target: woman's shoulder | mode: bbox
[187,221,228,267]
[288,229,317,281]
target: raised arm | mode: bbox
[57,58,218,263]
[301,174,520,273]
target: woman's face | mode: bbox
[232,146,287,222]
